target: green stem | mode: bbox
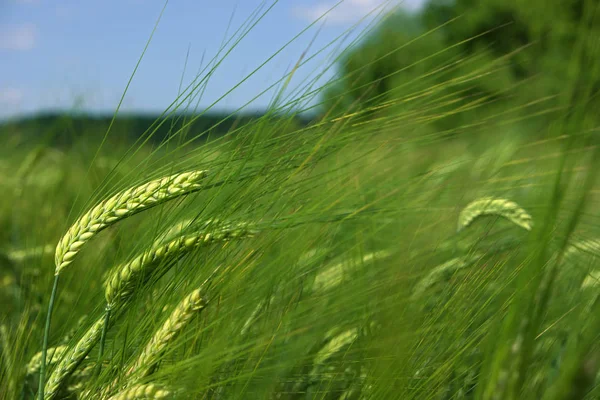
[96,308,111,376]
[38,275,59,400]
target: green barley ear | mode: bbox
[97,222,251,378]
[104,223,255,311]
[289,327,361,396]
[411,254,483,299]
[457,197,533,232]
[313,327,359,367]
[39,170,207,399]
[151,217,221,247]
[55,170,208,275]
[26,346,68,376]
[311,250,392,293]
[43,316,105,399]
[127,287,206,380]
[100,288,206,398]
[107,383,171,400]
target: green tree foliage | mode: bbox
[321,10,517,133]
[423,0,600,106]
[323,0,600,134]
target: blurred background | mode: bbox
[3,0,597,142]
[1,0,424,119]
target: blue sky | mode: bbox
[0,0,424,119]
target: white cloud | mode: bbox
[0,88,25,106]
[293,0,424,25]
[0,24,37,51]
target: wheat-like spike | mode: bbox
[313,327,359,366]
[107,383,171,400]
[457,197,533,232]
[411,254,482,299]
[565,238,600,259]
[26,346,68,376]
[127,287,206,380]
[297,327,360,394]
[99,288,206,398]
[44,316,105,399]
[54,170,208,275]
[151,217,222,247]
[311,250,392,293]
[105,223,255,310]
[151,218,195,247]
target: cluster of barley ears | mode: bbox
[412,196,533,300]
[32,154,379,399]
[6,1,598,397]
[407,191,600,399]
[104,221,255,311]
[38,170,213,399]
[413,195,600,299]
[93,287,206,399]
[14,120,600,400]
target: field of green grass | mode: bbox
[2,2,600,399]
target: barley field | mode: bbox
[1,1,600,399]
